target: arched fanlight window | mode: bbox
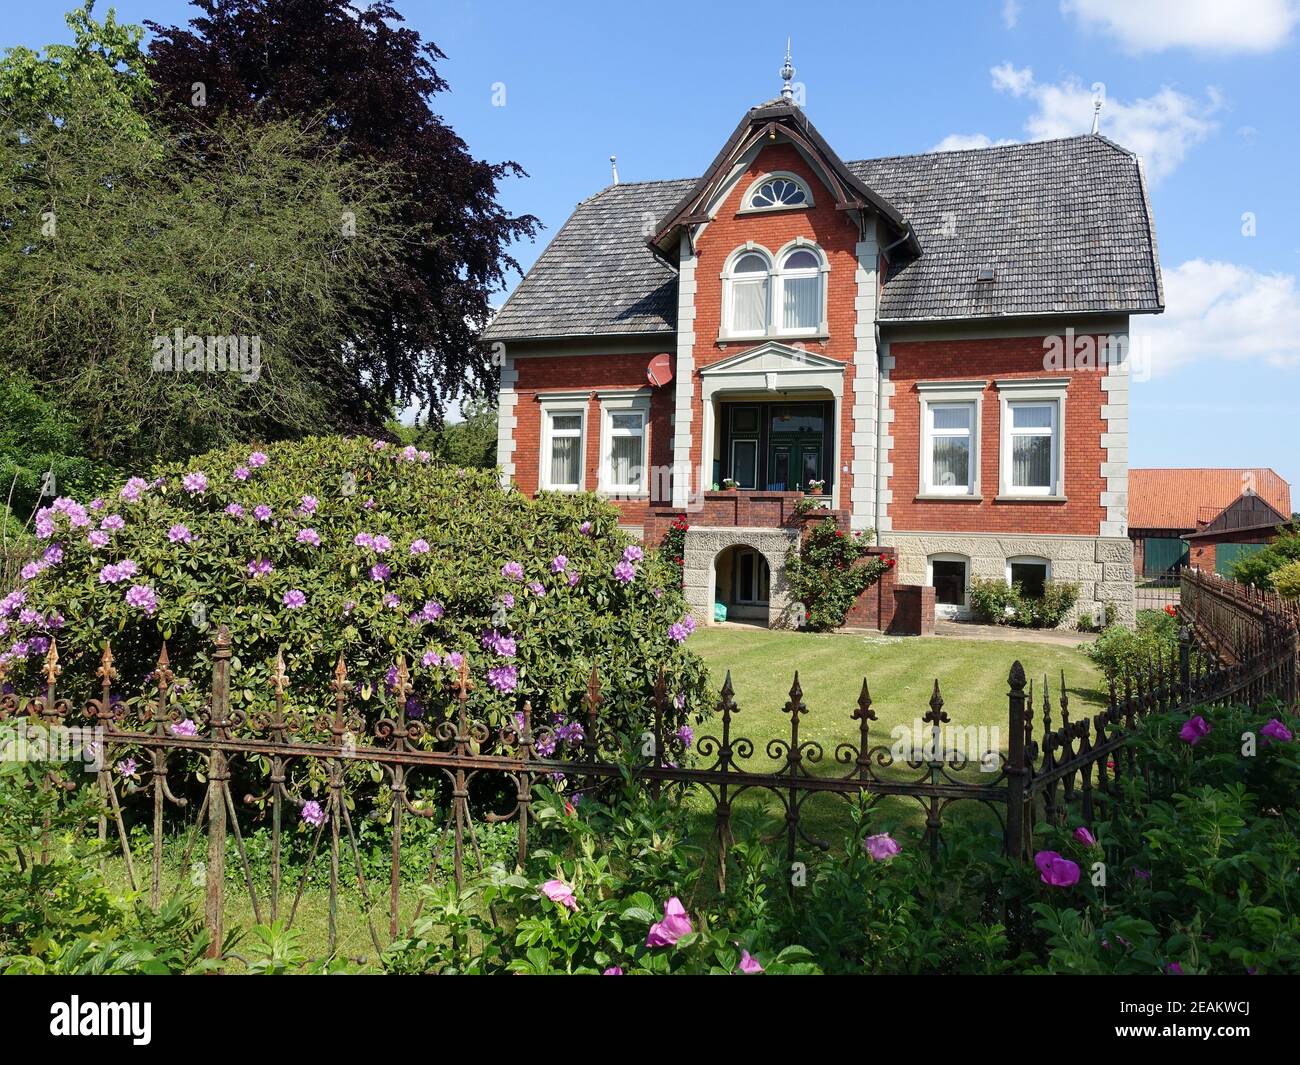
[724,249,772,336]
[742,172,814,213]
[775,244,826,333]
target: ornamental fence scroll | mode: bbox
[0,582,1294,962]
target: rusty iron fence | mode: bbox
[0,573,1295,961]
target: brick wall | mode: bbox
[512,352,674,526]
[887,336,1107,536]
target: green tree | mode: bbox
[1229,525,1300,589]
[0,5,409,469]
[391,398,499,470]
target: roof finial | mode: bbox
[780,38,795,102]
[609,154,619,185]
[1090,96,1103,135]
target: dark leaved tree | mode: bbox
[146,0,539,427]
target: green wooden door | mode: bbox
[1142,537,1188,576]
[1215,542,1266,577]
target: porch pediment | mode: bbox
[700,341,846,378]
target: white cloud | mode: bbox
[1134,259,1300,378]
[989,65,1220,182]
[1062,0,1300,54]
[929,132,1019,152]
[990,61,1034,96]
[1002,0,1022,29]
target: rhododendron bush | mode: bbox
[0,436,707,746]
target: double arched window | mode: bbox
[722,240,828,338]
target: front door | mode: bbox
[766,404,825,491]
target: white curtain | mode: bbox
[732,279,767,332]
[550,437,580,486]
[782,275,819,330]
[932,438,970,487]
[1011,405,1053,488]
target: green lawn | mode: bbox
[688,625,1107,756]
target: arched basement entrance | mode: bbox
[714,543,772,624]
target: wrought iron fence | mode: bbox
[0,573,1295,962]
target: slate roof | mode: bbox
[483,134,1163,342]
[1129,468,1293,531]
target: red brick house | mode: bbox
[485,71,1163,629]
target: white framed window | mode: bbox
[775,243,827,335]
[740,171,814,213]
[916,381,985,498]
[995,379,1069,499]
[598,392,650,496]
[539,397,587,492]
[1006,556,1050,599]
[723,247,771,337]
[927,553,970,612]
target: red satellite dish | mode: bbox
[647,353,673,387]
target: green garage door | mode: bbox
[1142,537,1188,576]
[1215,542,1266,577]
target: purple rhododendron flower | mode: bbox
[550,555,568,574]
[738,950,764,974]
[1133,867,1151,881]
[117,757,139,779]
[487,664,518,693]
[1034,851,1080,887]
[87,530,109,549]
[1167,962,1183,975]
[43,543,64,565]
[354,532,374,548]
[421,651,441,668]
[253,504,273,523]
[603,966,623,975]
[248,451,268,467]
[168,524,193,545]
[579,521,593,536]
[301,800,326,827]
[540,879,578,912]
[182,472,208,494]
[567,571,581,587]
[297,528,321,547]
[170,719,198,737]
[247,558,273,578]
[225,503,245,518]
[1261,718,1294,743]
[675,725,693,748]
[1179,715,1211,745]
[21,562,45,581]
[482,630,517,657]
[528,581,545,596]
[370,563,392,582]
[372,535,392,554]
[298,495,318,515]
[101,514,125,532]
[125,584,158,614]
[282,589,307,609]
[613,561,636,584]
[554,721,585,745]
[1073,826,1098,847]
[446,651,464,669]
[502,593,515,608]
[410,538,430,555]
[864,833,901,862]
[623,544,643,563]
[120,477,148,502]
[646,897,693,947]
[233,465,251,481]
[501,561,524,581]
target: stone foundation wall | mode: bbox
[882,531,1136,627]
[682,526,801,628]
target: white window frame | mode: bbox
[774,239,829,337]
[994,378,1069,500]
[916,381,985,498]
[597,391,651,497]
[538,394,588,493]
[738,171,815,214]
[927,553,970,614]
[1006,555,1051,594]
[721,244,772,339]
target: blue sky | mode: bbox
[6,0,1298,494]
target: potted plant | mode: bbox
[720,477,739,491]
[806,478,826,495]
